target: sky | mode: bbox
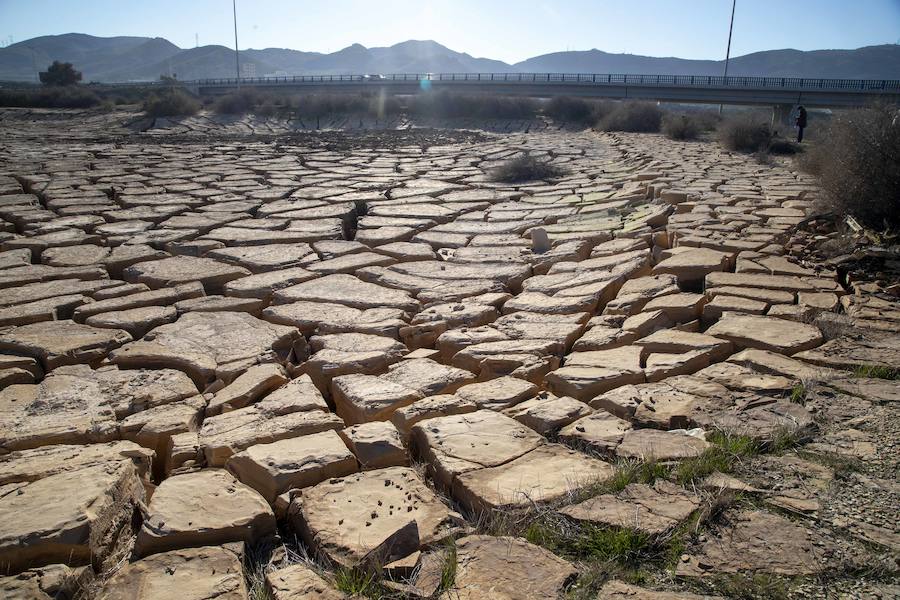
[1,0,899,63]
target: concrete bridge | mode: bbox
[188,73,900,122]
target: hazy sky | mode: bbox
[1,0,899,63]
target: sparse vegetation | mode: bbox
[810,312,853,341]
[597,101,663,133]
[767,137,802,154]
[789,383,807,404]
[210,90,402,120]
[853,364,900,380]
[797,450,863,478]
[0,86,101,108]
[661,113,702,140]
[796,104,900,230]
[213,88,266,114]
[437,539,458,594]
[39,60,82,86]
[490,154,568,182]
[605,459,669,493]
[717,115,773,152]
[408,91,538,120]
[767,426,806,454]
[674,431,759,485]
[332,566,385,598]
[702,573,790,600]
[526,521,651,563]
[143,89,201,117]
[544,96,606,125]
[243,541,275,600]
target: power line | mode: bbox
[233,0,241,85]
[719,0,737,115]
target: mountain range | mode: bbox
[1,33,898,82]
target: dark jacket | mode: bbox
[796,107,808,128]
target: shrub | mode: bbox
[212,88,263,114]
[0,86,100,108]
[409,92,538,120]
[767,138,802,154]
[490,154,567,183]
[797,104,900,230]
[717,116,772,152]
[544,96,602,124]
[598,101,663,132]
[661,113,702,140]
[143,89,200,117]
[211,91,398,119]
[293,93,369,118]
[753,150,772,165]
[39,61,82,86]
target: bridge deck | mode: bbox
[187,73,900,107]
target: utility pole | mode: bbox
[233,0,241,85]
[719,0,736,115]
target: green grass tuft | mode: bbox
[789,383,807,404]
[332,567,385,598]
[438,539,457,594]
[674,431,758,485]
[527,521,651,564]
[853,364,900,380]
[767,426,805,454]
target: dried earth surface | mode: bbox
[0,106,897,599]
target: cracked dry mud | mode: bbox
[0,106,898,599]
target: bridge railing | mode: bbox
[193,73,900,91]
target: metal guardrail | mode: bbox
[192,73,900,91]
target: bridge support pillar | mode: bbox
[771,103,793,133]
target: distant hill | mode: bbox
[0,33,180,81]
[515,45,900,79]
[1,33,898,82]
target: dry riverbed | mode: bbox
[0,107,897,599]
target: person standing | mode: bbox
[795,105,808,143]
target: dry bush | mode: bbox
[661,113,702,140]
[142,89,200,117]
[212,90,402,120]
[544,96,608,124]
[408,91,538,120]
[213,88,266,114]
[0,86,101,109]
[797,104,900,230]
[490,154,568,183]
[597,101,663,133]
[767,138,802,155]
[717,116,772,152]
[293,93,369,118]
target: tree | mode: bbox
[39,61,82,86]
